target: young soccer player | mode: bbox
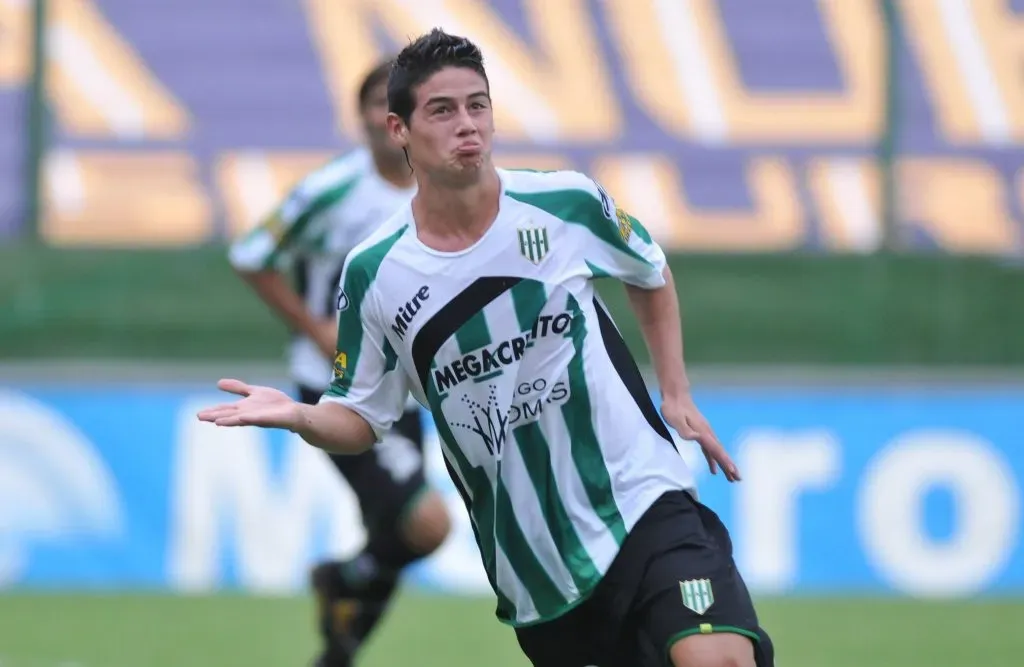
[205,29,774,667]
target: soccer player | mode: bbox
[203,29,775,667]
[226,60,452,667]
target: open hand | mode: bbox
[661,393,741,482]
[196,379,303,430]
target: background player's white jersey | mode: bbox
[228,148,415,390]
[322,168,695,626]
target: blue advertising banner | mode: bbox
[0,383,1021,598]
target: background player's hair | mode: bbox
[357,59,395,110]
[387,28,489,125]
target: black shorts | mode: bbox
[515,490,774,667]
[298,386,428,538]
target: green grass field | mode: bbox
[0,592,1021,666]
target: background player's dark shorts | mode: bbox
[298,386,428,538]
[515,490,774,667]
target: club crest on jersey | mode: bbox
[680,579,714,615]
[517,226,550,264]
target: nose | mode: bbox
[455,105,478,136]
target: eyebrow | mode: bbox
[424,91,490,106]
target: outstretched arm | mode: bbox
[197,379,377,454]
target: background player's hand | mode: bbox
[196,379,304,430]
[661,393,741,482]
[315,319,338,359]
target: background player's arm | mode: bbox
[236,268,334,355]
[228,194,336,357]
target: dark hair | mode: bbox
[357,59,395,110]
[388,28,489,125]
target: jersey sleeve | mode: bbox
[319,253,409,440]
[569,174,668,289]
[227,184,320,271]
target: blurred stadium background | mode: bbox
[1,0,1023,665]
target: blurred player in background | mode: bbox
[227,60,451,667]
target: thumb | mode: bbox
[217,378,252,397]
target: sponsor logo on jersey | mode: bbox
[517,226,550,264]
[615,207,633,243]
[507,379,570,428]
[332,352,347,379]
[433,313,572,393]
[449,378,572,457]
[262,211,287,241]
[450,384,509,456]
[391,286,430,340]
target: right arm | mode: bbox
[202,235,411,455]
[293,399,377,453]
[198,378,377,454]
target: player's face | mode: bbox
[389,67,494,186]
[360,81,400,157]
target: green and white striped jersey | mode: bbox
[322,168,695,626]
[228,148,415,390]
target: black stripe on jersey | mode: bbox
[289,259,310,342]
[293,258,309,298]
[325,263,344,316]
[411,277,522,393]
[593,297,676,447]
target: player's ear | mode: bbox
[386,113,409,148]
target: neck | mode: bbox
[372,149,414,189]
[413,167,501,249]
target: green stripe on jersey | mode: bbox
[425,383,518,622]
[430,391,569,620]
[494,473,569,618]
[505,188,651,267]
[512,421,600,593]
[456,310,492,353]
[324,225,406,398]
[509,279,548,332]
[561,293,628,544]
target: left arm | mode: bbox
[625,265,740,482]
[568,172,740,481]
[624,266,690,403]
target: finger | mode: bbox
[702,448,719,475]
[217,378,252,397]
[214,415,250,427]
[707,443,741,482]
[197,405,239,422]
[696,426,742,482]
